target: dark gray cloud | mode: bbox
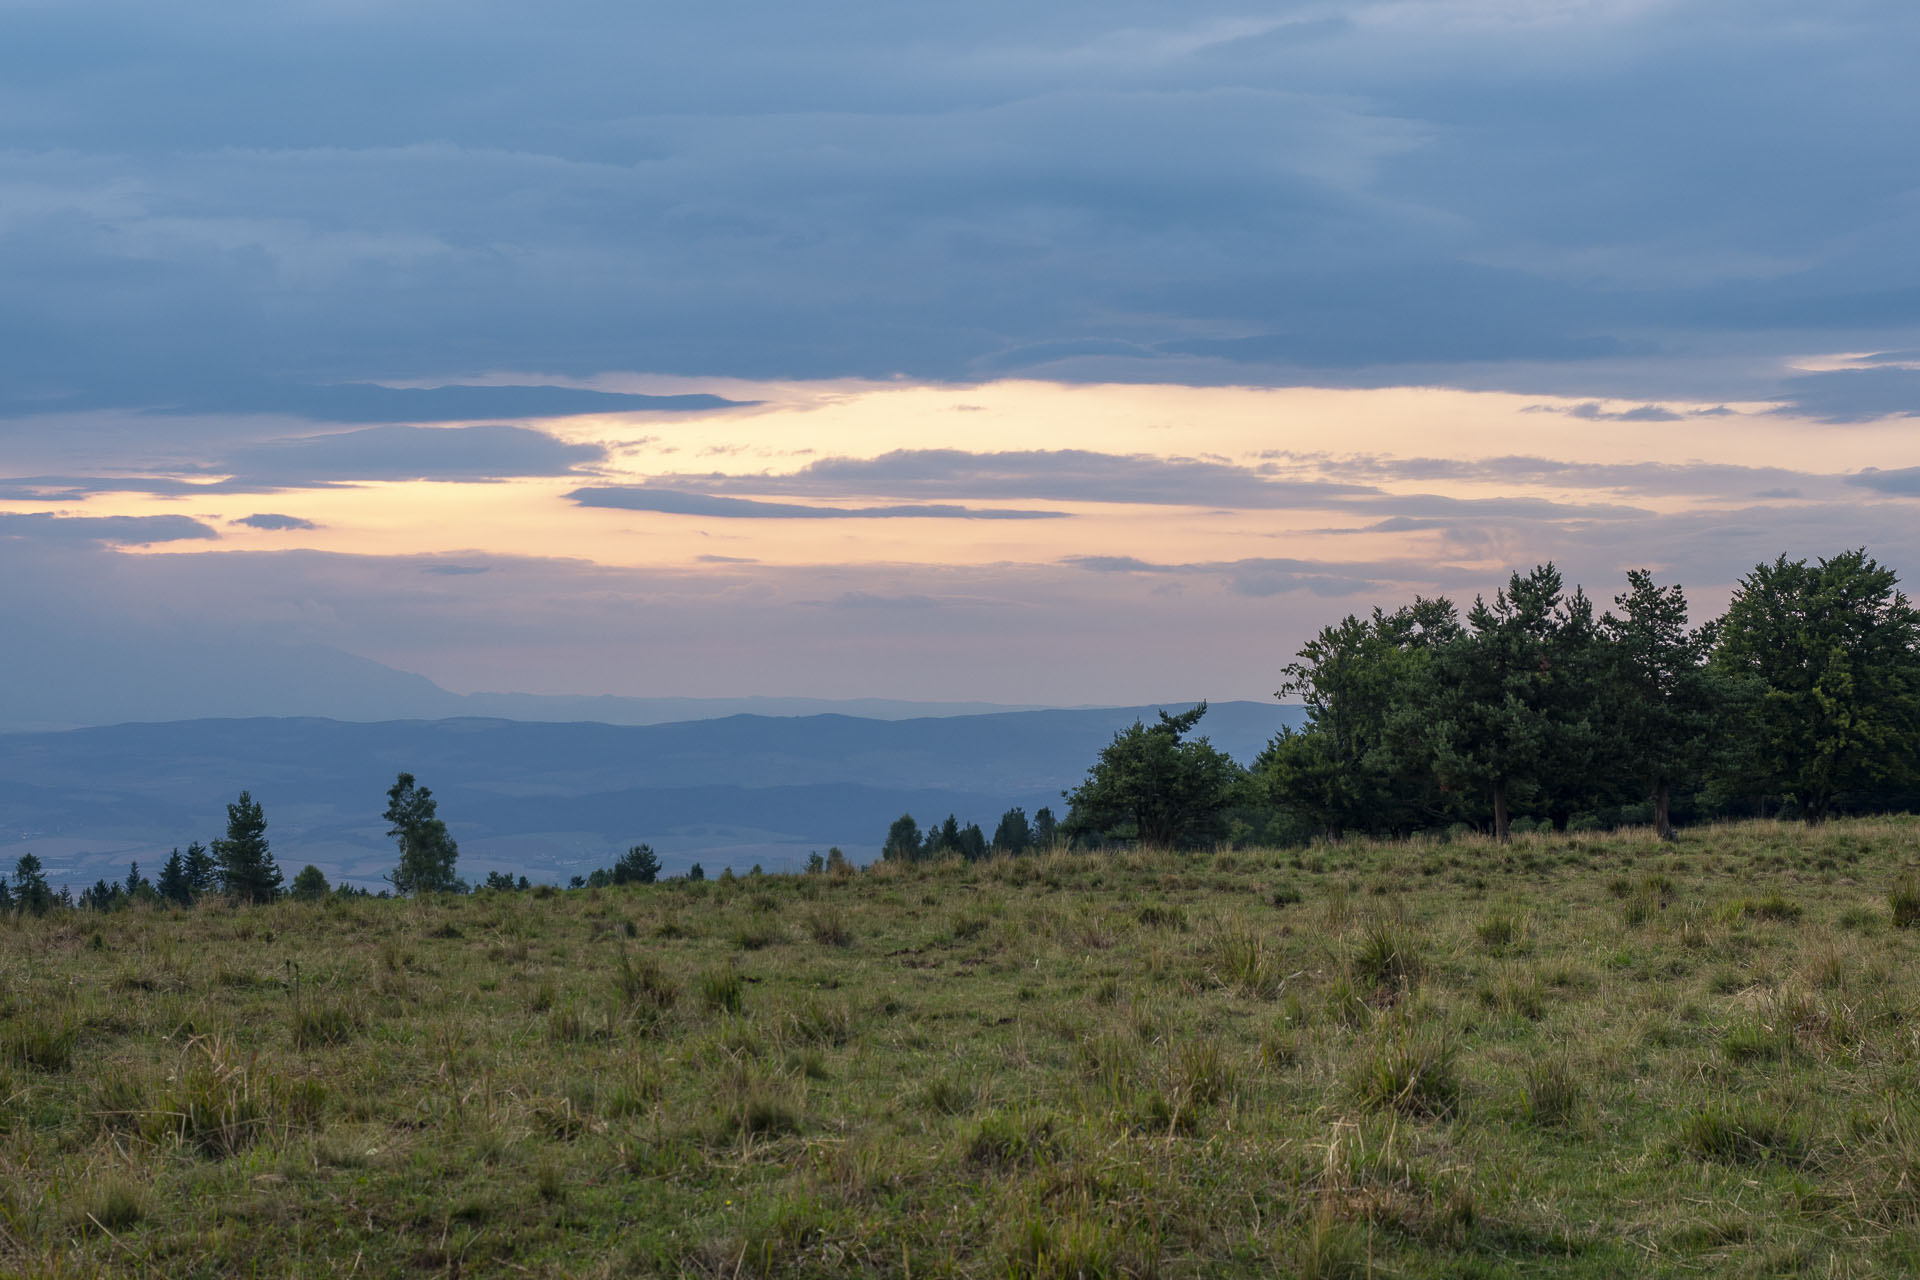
[234,513,318,531]
[565,486,1068,519]
[1565,402,1684,423]
[645,449,1378,508]
[1064,553,1471,598]
[1775,368,1920,422]
[1286,453,1829,499]
[649,448,1647,519]
[1849,466,1920,496]
[0,377,748,422]
[1,4,1918,403]
[0,513,218,545]
[224,425,604,485]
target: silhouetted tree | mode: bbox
[1064,703,1245,848]
[13,854,52,916]
[1420,566,1599,842]
[825,847,851,875]
[214,790,282,904]
[385,773,462,895]
[183,841,219,896]
[289,865,331,901]
[1600,571,1732,839]
[686,862,706,882]
[1264,598,1462,839]
[156,849,194,906]
[882,814,925,861]
[1714,550,1920,823]
[805,851,825,875]
[1031,807,1059,849]
[992,807,1032,855]
[613,843,661,885]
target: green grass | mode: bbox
[4,817,1920,1274]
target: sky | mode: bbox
[5,0,1920,710]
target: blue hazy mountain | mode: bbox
[0,703,1304,889]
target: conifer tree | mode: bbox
[156,849,194,906]
[11,853,53,916]
[214,791,283,904]
[612,843,661,885]
[290,864,331,901]
[183,841,219,896]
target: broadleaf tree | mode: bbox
[1712,550,1920,822]
[384,773,462,895]
[1064,702,1245,849]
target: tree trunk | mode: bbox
[1492,779,1511,844]
[1653,780,1675,842]
[1801,792,1828,826]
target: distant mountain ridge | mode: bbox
[0,619,1056,731]
[0,703,1305,889]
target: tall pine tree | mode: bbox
[214,791,283,904]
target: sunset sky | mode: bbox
[6,1,1920,708]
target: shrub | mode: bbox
[613,952,678,1015]
[919,1075,975,1116]
[1214,923,1279,997]
[4,1008,79,1072]
[1004,1215,1120,1280]
[965,1111,1058,1169]
[1347,1026,1458,1117]
[147,1038,269,1158]
[1891,875,1920,928]
[69,1177,146,1236]
[1173,1036,1235,1108]
[700,965,743,1015]
[732,919,785,951]
[1680,1107,1810,1166]
[781,997,853,1047]
[1475,909,1524,955]
[1351,922,1423,991]
[806,908,852,947]
[1749,891,1802,921]
[291,1000,359,1049]
[1521,1058,1581,1128]
[1135,903,1187,930]
[1292,1210,1368,1280]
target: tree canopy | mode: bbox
[385,773,462,896]
[1064,703,1245,848]
[214,791,282,904]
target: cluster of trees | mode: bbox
[1056,551,1920,848]
[6,774,489,915]
[879,806,1061,861]
[55,791,321,914]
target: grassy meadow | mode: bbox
[7,819,1920,1276]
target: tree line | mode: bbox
[0,771,689,916]
[877,806,1062,862]
[1050,549,1920,848]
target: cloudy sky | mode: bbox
[5,0,1920,709]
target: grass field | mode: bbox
[7,818,1920,1277]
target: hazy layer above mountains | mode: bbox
[0,703,1304,889]
[0,619,1051,731]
